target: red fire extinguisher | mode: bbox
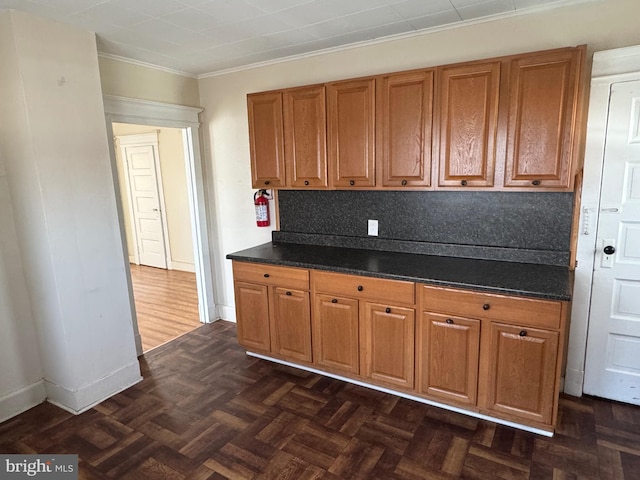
[254,189,270,227]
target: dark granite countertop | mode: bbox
[226,242,572,301]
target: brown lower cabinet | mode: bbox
[313,294,360,374]
[232,262,311,361]
[485,322,559,424]
[234,281,271,353]
[362,303,415,390]
[417,312,480,405]
[271,287,312,362]
[231,261,568,432]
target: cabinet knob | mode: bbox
[286,291,292,296]
[349,180,355,186]
[401,179,407,186]
[461,180,468,186]
[482,303,490,310]
[264,180,270,185]
[331,298,338,303]
[385,307,391,313]
[446,318,454,324]
[263,273,270,278]
[357,285,363,291]
[304,180,309,186]
[519,330,528,337]
[531,180,541,186]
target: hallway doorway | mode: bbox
[103,95,215,356]
[113,122,202,352]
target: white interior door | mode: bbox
[123,144,168,269]
[584,80,640,405]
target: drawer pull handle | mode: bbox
[482,303,490,310]
[264,180,270,185]
[531,180,541,186]
[385,307,391,313]
[264,273,270,278]
[401,179,407,186]
[446,318,454,324]
[357,285,363,291]
[519,330,528,337]
[304,180,309,186]
[286,291,292,296]
[461,180,468,186]
[331,298,338,303]
[349,180,355,186]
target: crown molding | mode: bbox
[98,52,197,79]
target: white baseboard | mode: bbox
[216,304,235,323]
[171,261,195,273]
[0,380,47,423]
[45,361,142,415]
[563,368,584,397]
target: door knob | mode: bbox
[604,245,616,255]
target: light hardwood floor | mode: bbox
[129,264,201,352]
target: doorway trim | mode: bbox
[567,45,640,397]
[116,132,172,269]
[103,95,215,356]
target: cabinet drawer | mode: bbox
[421,285,561,330]
[233,261,309,290]
[313,271,414,305]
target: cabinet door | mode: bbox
[234,281,271,352]
[438,62,500,187]
[313,294,359,375]
[417,312,480,405]
[271,288,312,362]
[504,49,582,188]
[327,78,376,187]
[377,70,434,188]
[247,92,285,188]
[362,303,415,389]
[284,85,327,188]
[485,323,559,424]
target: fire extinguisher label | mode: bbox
[256,204,268,222]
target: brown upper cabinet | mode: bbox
[246,45,585,191]
[247,91,285,188]
[503,48,584,189]
[283,85,328,188]
[437,62,501,188]
[327,78,376,187]
[377,70,434,188]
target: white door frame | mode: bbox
[103,95,216,356]
[116,132,172,269]
[567,45,640,397]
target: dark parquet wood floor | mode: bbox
[2,321,639,479]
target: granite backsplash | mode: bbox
[273,190,574,266]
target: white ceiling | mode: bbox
[1,0,587,76]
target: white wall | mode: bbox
[0,11,140,415]
[0,17,46,419]
[112,124,195,272]
[198,0,640,381]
